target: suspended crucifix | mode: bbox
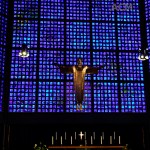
[54,58,103,110]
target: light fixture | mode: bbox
[19,43,29,57]
[138,48,149,61]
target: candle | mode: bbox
[91,136,93,145]
[110,136,112,144]
[102,132,104,140]
[56,132,57,140]
[114,131,115,140]
[75,132,76,140]
[52,136,54,145]
[84,132,86,139]
[100,136,102,145]
[93,132,95,140]
[65,132,66,140]
[119,136,121,144]
[61,136,62,145]
[71,136,72,145]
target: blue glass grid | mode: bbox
[118,23,141,50]
[66,51,91,80]
[14,0,38,18]
[92,0,115,21]
[93,52,117,81]
[120,83,146,113]
[0,0,8,15]
[0,15,7,46]
[66,0,90,20]
[0,80,4,112]
[145,0,150,21]
[8,0,146,113]
[116,0,140,22]
[0,0,8,112]
[119,52,144,81]
[92,23,116,50]
[9,81,36,112]
[41,0,64,19]
[38,82,64,112]
[147,23,150,50]
[40,21,64,49]
[66,22,90,49]
[12,20,38,48]
[94,82,119,113]
[11,49,37,79]
[0,47,5,78]
[66,82,92,112]
[39,50,64,80]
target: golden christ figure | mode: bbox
[54,58,103,110]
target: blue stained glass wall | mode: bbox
[0,0,8,112]
[9,0,146,113]
[145,0,150,73]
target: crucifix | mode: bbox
[54,58,103,110]
[78,131,84,140]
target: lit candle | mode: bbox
[75,132,76,140]
[91,136,93,145]
[56,132,57,140]
[100,136,102,145]
[119,136,121,144]
[52,136,54,145]
[102,132,104,140]
[61,136,62,145]
[84,132,86,139]
[65,132,66,140]
[93,132,95,140]
[114,131,115,140]
[110,136,112,144]
[71,136,72,145]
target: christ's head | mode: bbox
[77,58,82,67]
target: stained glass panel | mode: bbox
[120,83,146,113]
[118,23,141,50]
[94,82,119,113]
[92,23,116,50]
[9,81,36,112]
[38,82,64,112]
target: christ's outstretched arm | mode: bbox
[54,63,73,74]
[86,65,104,74]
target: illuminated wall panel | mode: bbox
[93,52,117,81]
[145,0,150,21]
[92,23,116,50]
[39,50,64,80]
[92,0,115,21]
[12,20,38,48]
[0,80,4,111]
[66,0,90,20]
[0,0,8,112]
[14,0,38,19]
[40,21,64,49]
[38,82,64,112]
[120,83,146,113]
[147,23,150,50]
[9,81,36,112]
[41,0,64,19]
[94,82,119,113]
[66,82,92,112]
[119,52,144,81]
[66,51,91,80]
[11,49,37,79]
[8,0,146,113]
[145,0,150,73]
[66,22,90,49]
[118,23,141,50]
[116,0,140,22]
